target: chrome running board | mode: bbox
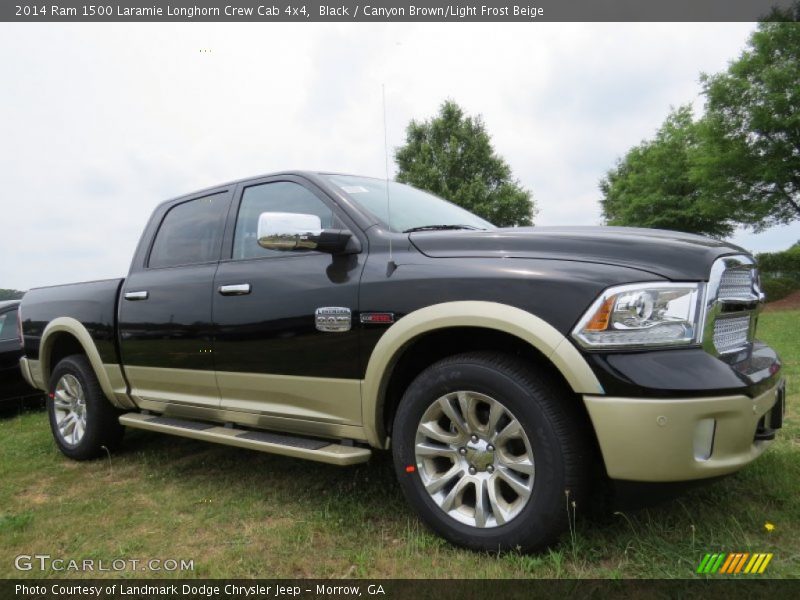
[119,412,371,466]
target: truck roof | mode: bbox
[155,170,367,209]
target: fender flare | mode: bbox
[40,317,133,409]
[361,301,604,448]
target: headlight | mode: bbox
[572,282,702,349]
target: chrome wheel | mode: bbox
[53,374,87,446]
[414,391,535,528]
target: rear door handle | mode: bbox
[218,283,251,296]
[124,291,149,301]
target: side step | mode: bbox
[119,413,371,466]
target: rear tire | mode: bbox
[47,354,124,460]
[392,352,589,552]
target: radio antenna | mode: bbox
[382,84,397,275]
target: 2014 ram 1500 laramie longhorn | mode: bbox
[18,171,786,552]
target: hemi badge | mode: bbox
[315,307,352,332]
[360,312,395,325]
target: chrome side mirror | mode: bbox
[257,212,355,254]
[257,212,322,251]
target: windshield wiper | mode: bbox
[403,224,485,233]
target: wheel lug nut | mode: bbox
[487,444,494,452]
[487,465,494,473]
[471,435,478,443]
[468,466,477,475]
[459,447,466,455]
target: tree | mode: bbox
[696,8,800,231]
[600,107,734,237]
[0,289,25,301]
[600,7,800,236]
[395,101,535,227]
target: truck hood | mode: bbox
[408,226,749,280]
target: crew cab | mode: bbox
[18,171,785,552]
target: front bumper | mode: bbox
[584,379,785,482]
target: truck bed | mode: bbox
[20,278,125,364]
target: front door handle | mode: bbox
[124,291,149,301]
[218,283,251,296]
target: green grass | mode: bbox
[1,310,797,579]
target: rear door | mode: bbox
[211,176,365,429]
[118,189,231,410]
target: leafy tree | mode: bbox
[697,8,800,231]
[395,100,535,227]
[757,242,800,275]
[601,7,799,236]
[0,289,25,301]
[600,107,734,237]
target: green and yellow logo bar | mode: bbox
[696,552,773,574]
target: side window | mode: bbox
[149,193,228,269]
[233,182,335,260]
[0,310,19,341]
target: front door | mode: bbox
[119,191,231,409]
[212,177,364,426]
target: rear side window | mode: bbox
[233,182,335,260]
[149,193,228,268]
[0,310,19,341]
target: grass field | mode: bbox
[1,310,797,579]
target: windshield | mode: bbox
[323,175,494,233]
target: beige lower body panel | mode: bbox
[135,399,369,442]
[584,383,782,482]
[125,365,220,410]
[216,370,362,425]
[125,366,361,425]
[127,366,367,442]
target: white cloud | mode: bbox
[0,21,796,289]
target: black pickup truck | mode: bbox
[19,171,785,552]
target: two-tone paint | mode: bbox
[20,171,784,483]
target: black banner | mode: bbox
[2,0,797,23]
[5,579,800,600]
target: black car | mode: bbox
[0,300,42,405]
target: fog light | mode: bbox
[693,419,716,461]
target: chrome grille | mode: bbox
[703,255,763,356]
[718,268,755,300]
[713,315,751,354]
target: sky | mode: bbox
[1,22,798,290]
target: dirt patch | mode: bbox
[764,290,800,312]
[18,490,50,506]
[15,478,58,506]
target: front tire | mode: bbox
[48,354,124,460]
[392,352,589,552]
